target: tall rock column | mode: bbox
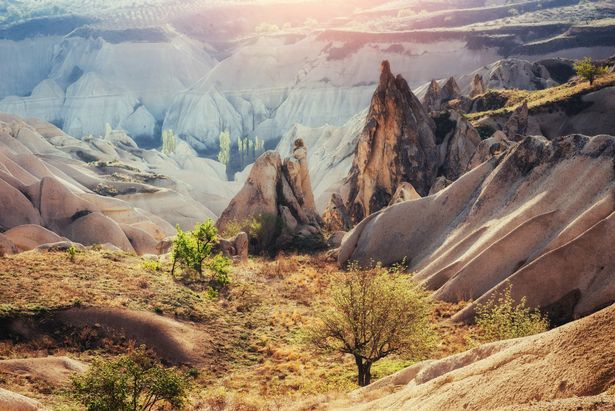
[340,60,438,224]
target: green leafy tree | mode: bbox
[72,346,189,411]
[217,130,231,165]
[574,57,608,85]
[161,129,177,155]
[310,263,436,386]
[474,283,549,343]
[171,220,231,287]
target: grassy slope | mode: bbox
[0,250,472,410]
[466,72,615,122]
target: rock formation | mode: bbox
[389,182,421,205]
[339,61,438,225]
[439,77,462,107]
[322,193,352,231]
[469,73,485,98]
[0,112,233,255]
[503,101,529,141]
[339,134,615,324]
[217,140,324,252]
[421,80,442,112]
[433,110,482,181]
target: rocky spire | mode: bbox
[504,101,529,141]
[440,77,461,105]
[469,74,486,98]
[422,79,442,112]
[339,60,438,225]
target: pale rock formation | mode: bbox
[469,73,486,98]
[4,224,66,252]
[421,80,442,112]
[69,212,134,253]
[503,101,529,141]
[0,178,42,230]
[218,141,324,251]
[217,231,249,263]
[340,61,438,225]
[339,135,615,323]
[322,193,353,232]
[439,77,462,107]
[466,130,513,171]
[428,176,452,195]
[0,233,17,256]
[0,388,47,411]
[389,182,421,205]
[434,110,482,181]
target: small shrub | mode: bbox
[67,244,78,262]
[71,346,189,411]
[474,283,549,343]
[221,213,282,254]
[141,259,162,272]
[171,220,231,290]
[574,57,609,85]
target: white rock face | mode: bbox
[121,106,156,139]
[63,72,138,137]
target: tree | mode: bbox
[217,130,231,165]
[474,283,549,343]
[574,57,608,85]
[310,264,436,386]
[72,346,189,411]
[171,220,231,288]
[162,129,176,155]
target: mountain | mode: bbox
[0,0,613,153]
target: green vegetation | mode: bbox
[237,136,266,170]
[474,283,549,343]
[67,244,78,262]
[141,259,162,272]
[217,130,231,165]
[221,213,282,254]
[72,346,189,411]
[574,57,609,85]
[171,220,231,289]
[310,263,436,386]
[161,129,177,155]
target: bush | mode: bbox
[71,346,189,411]
[474,283,549,343]
[310,263,436,386]
[574,57,608,85]
[171,220,231,289]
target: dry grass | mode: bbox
[0,250,474,410]
[467,72,615,122]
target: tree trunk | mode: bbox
[355,356,373,386]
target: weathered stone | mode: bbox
[322,193,352,231]
[503,101,529,141]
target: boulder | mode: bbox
[35,241,86,253]
[322,193,352,231]
[4,224,65,252]
[218,231,249,263]
[466,130,514,171]
[389,182,421,205]
[340,61,438,224]
[0,233,17,256]
[69,212,134,253]
[121,224,159,255]
[0,388,47,411]
[327,231,347,248]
